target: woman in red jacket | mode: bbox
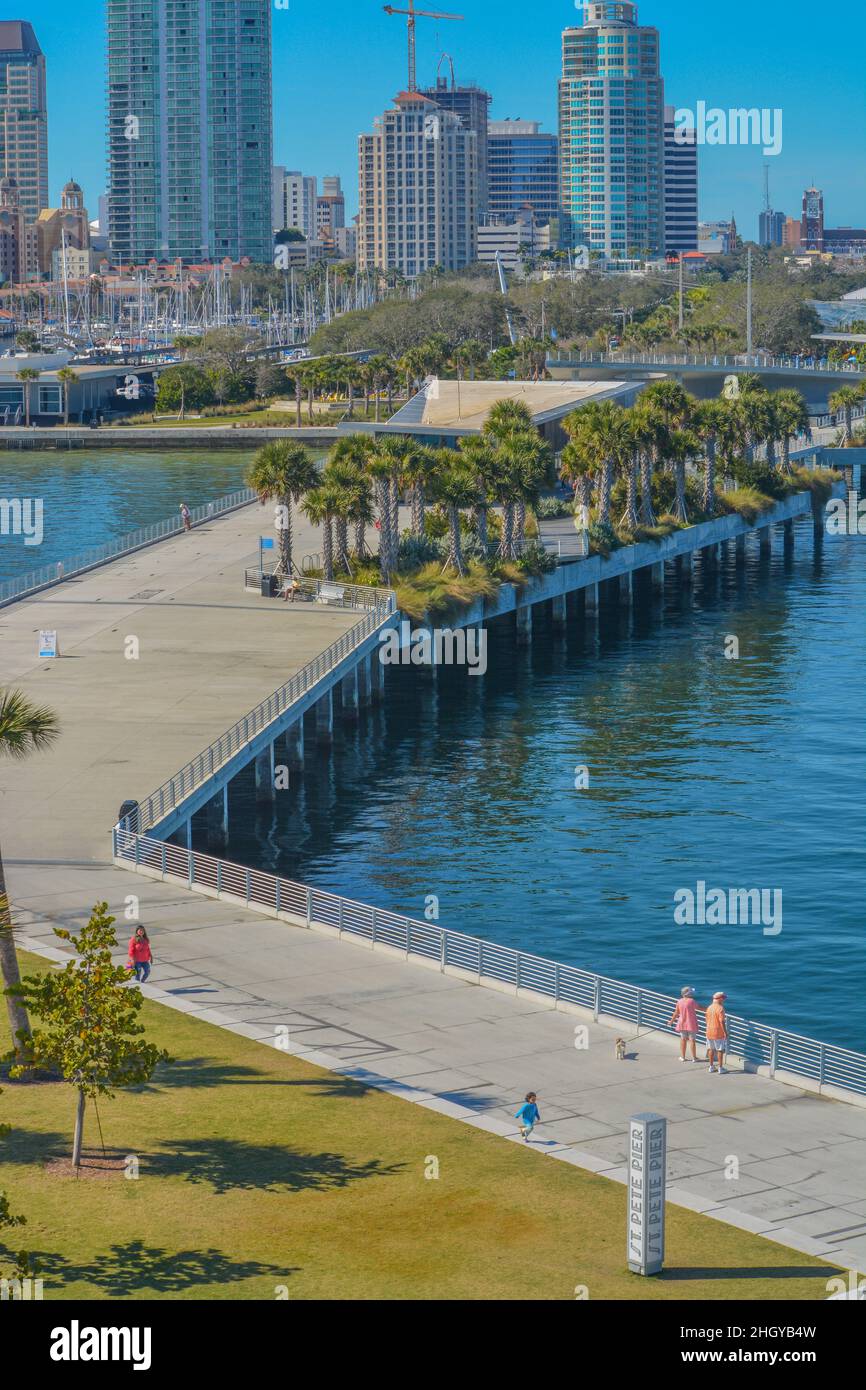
[127,925,153,983]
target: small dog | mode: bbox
[615,1038,627,1061]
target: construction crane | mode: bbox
[383,1,464,93]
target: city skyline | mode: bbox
[4,0,866,244]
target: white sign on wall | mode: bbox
[627,1112,666,1276]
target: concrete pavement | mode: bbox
[10,865,866,1278]
[0,499,356,860]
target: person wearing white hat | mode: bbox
[668,986,701,1063]
[705,992,728,1074]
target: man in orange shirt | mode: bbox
[705,991,728,1074]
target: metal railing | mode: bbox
[126,588,395,834]
[242,572,387,610]
[0,486,258,607]
[549,349,866,377]
[112,827,866,1101]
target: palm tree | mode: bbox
[458,436,498,553]
[433,458,480,575]
[301,484,341,581]
[691,398,727,515]
[247,442,318,577]
[15,367,40,426]
[668,429,701,523]
[829,384,865,443]
[628,403,662,528]
[773,388,810,471]
[1,690,60,1055]
[620,414,642,532]
[568,401,631,530]
[400,443,437,538]
[484,398,535,442]
[323,451,368,573]
[56,367,79,426]
[739,386,774,464]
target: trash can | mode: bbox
[261,574,277,598]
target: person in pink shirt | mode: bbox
[668,985,702,1063]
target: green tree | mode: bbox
[773,388,810,471]
[247,442,318,577]
[155,364,214,418]
[829,384,865,444]
[15,367,40,426]
[692,398,727,515]
[14,329,38,352]
[10,903,170,1168]
[56,367,79,426]
[301,484,341,581]
[1,690,60,1056]
[433,458,480,575]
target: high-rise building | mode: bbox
[802,187,824,251]
[559,2,665,257]
[420,78,491,215]
[0,22,48,223]
[758,209,786,247]
[316,177,346,241]
[106,1,273,264]
[487,121,559,227]
[280,172,318,239]
[783,217,802,249]
[663,105,697,253]
[358,91,478,277]
[272,165,286,232]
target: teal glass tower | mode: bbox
[107,0,273,264]
[559,1,665,257]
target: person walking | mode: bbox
[180,501,191,532]
[514,1092,541,1142]
[705,991,729,1073]
[127,925,153,984]
[668,985,701,1063]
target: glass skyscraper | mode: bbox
[0,21,48,224]
[559,1,665,257]
[107,0,273,264]
[487,122,559,226]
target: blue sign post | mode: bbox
[259,536,275,575]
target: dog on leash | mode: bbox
[615,1038,627,1061]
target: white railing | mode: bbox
[112,827,866,1101]
[549,350,866,376]
[125,588,395,834]
[0,487,258,608]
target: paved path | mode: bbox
[0,501,356,860]
[10,867,866,1278]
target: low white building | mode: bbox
[477,214,551,272]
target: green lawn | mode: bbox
[0,952,846,1301]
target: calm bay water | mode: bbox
[215,523,866,1050]
[0,447,256,582]
[3,447,863,1047]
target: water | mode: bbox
[0,447,257,582]
[214,523,866,1050]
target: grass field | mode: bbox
[0,952,845,1301]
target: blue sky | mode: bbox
[24,0,866,236]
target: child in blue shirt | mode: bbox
[515,1092,541,1141]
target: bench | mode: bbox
[317,583,346,606]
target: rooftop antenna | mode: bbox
[383,2,464,91]
[763,163,771,214]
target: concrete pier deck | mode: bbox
[0,501,358,860]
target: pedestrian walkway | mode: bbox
[0,500,357,859]
[11,865,866,1277]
